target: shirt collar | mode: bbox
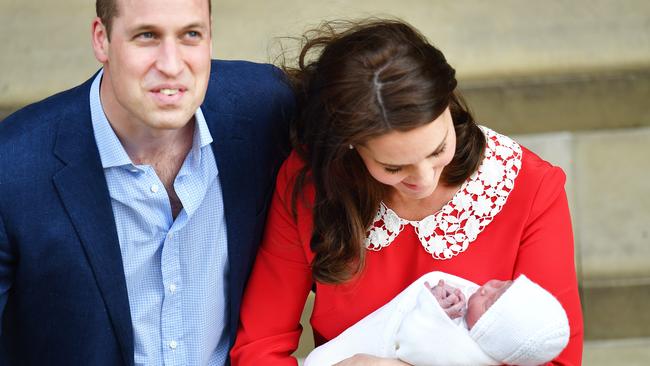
[89,69,213,169]
[193,107,213,150]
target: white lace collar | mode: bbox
[364,126,522,259]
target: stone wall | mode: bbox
[2,0,649,114]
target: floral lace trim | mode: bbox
[364,126,522,259]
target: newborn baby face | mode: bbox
[466,279,513,329]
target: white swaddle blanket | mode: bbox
[304,272,499,366]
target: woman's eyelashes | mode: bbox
[381,144,447,174]
[431,144,447,158]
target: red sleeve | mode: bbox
[230,156,313,366]
[514,166,584,366]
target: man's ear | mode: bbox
[91,17,109,63]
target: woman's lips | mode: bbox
[402,181,421,190]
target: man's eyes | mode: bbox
[183,30,204,42]
[133,31,202,42]
[136,32,156,40]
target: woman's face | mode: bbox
[355,108,456,201]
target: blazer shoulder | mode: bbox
[0,75,96,185]
[204,60,294,117]
[209,59,288,88]
[0,75,94,141]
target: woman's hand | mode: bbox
[333,354,411,366]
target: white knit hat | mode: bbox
[468,275,570,366]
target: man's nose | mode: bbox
[156,39,184,77]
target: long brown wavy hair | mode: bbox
[284,19,485,284]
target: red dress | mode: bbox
[231,128,583,365]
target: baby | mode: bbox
[304,272,570,366]
[426,277,513,330]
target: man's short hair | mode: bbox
[96,0,212,40]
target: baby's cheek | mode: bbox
[465,310,480,329]
[465,297,485,329]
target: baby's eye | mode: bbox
[384,167,401,174]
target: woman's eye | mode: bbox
[431,144,447,158]
[384,167,402,174]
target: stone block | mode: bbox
[0,0,98,109]
[512,131,575,214]
[213,0,650,78]
[584,338,650,366]
[574,128,650,281]
[582,282,650,339]
[461,68,650,135]
[293,291,315,358]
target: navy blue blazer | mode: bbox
[0,60,293,365]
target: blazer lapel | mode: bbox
[202,106,257,341]
[52,106,134,366]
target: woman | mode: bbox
[231,19,583,365]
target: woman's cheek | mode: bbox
[435,149,455,171]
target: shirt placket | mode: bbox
[146,164,185,366]
[160,226,185,365]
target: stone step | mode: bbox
[461,67,650,135]
[3,64,648,138]
[582,279,650,340]
[584,338,650,366]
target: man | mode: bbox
[0,0,293,364]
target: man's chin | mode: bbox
[147,110,196,130]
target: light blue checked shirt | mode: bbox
[90,71,230,366]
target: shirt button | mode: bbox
[169,340,178,350]
[169,283,177,294]
[167,232,173,240]
[150,185,160,193]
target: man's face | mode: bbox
[92,0,212,135]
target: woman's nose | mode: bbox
[408,161,435,184]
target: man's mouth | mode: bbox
[159,88,180,96]
[150,86,187,105]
